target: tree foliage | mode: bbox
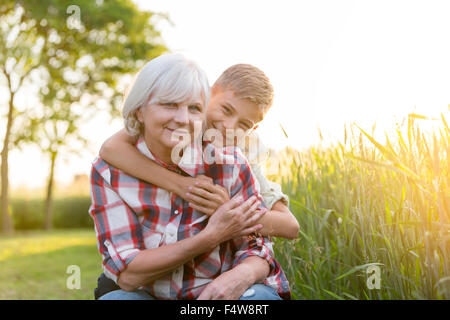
[0,0,168,232]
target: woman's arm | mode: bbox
[118,195,266,291]
[186,181,299,239]
[187,183,299,239]
[197,256,269,299]
[188,160,300,239]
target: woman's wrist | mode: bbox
[232,258,267,286]
[198,227,221,251]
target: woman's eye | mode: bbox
[189,105,201,112]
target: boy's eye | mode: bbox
[221,105,232,115]
[239,124,251,131]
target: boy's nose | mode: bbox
[223,118,237,130]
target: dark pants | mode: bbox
[94,273,120,300]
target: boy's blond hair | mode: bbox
[213,64,274,114]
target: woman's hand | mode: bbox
[197,267,252,300]
[203,194,267,243]
[177,175,230,215]
[197,256,269,300]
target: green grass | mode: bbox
[0,229,102,300]
[10,197,93,230]
[268,113,449,300]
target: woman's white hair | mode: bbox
[122,53,210,136]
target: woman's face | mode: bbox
[137,95,205,160]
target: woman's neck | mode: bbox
[143,135,175,166]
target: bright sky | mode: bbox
[4,0,450,189]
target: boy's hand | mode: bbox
[182,175,230,215]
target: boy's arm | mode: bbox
[99,129,229,214]
[256,200,300,239]
[250,164,299,239]
[99,129,188,196]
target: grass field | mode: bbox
[1,113,448,300]
[0,229,102,300]
[270,114,449,300]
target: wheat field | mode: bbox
[269,113,449,299]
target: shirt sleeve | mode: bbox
[250,162,290,209]
[230,234,290,294]
[89,160,142,283]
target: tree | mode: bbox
[0,0,168,232]
[0,1,41,234]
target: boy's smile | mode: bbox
[206,86,264,146]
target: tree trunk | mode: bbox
[1,92,15,235]
[44,151,57,230]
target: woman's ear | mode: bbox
[136,106,144,123]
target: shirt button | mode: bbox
[174,210,179,215]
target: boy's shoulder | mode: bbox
[229,131,269,167]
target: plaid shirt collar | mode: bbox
[136,136,203,178]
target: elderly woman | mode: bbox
[89,53,290,300]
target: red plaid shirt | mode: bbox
[89,137,291,300]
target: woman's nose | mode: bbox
[174,106,189,124]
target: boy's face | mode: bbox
[205,85,264,146]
